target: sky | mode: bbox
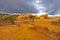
[0,0,60,15]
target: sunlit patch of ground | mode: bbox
[0,14,60,40]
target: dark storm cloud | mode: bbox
[0,0,60,15]
[43,0,60,15]
[0,0,38,13]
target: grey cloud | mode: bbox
[0,0,60,15]
[0,0,38,13]
[43,0,60,15]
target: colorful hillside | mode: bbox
[0,14,60,40]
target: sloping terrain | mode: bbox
[0,14,60,40]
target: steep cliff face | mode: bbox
[0,14,60,40]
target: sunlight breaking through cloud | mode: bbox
[34,0,47,16]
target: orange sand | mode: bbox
[0,14,60,40]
